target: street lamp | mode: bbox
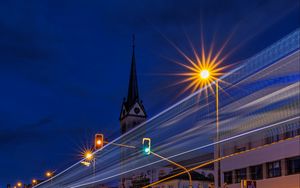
[32,179,37,185]
[85,151,94,161]
[45,170,54,185]
[199,69,210,79]
[81,150,96,176]
[173,41,228,187]
[16,182,22,187]
[45,171,53,178]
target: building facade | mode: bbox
[219,126,300,188]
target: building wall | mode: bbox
[221,136,300,170]
[225,174,299,188]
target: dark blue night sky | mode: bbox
[0,0,299,186]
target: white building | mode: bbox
[217,124,300,188]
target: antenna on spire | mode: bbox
[132,34,135,50]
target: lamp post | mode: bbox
[83,150,96,176]
[199,69,221,188]
[45,171,54,185]
[32,179,37,186]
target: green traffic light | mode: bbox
[143,147,151,155]
[142,138,151,155]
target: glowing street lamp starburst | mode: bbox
[200,69,210,79]
[85,151,93,160]
[81,149,94,161]
[45,171,53,178]
[174,52,227,98]
[168,34,233,98]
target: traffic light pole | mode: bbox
[103,141,136,149]
[150,151,192,188]
[93,158,96,177]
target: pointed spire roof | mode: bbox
[126,35,139,108]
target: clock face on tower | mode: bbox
[134,107,140,114]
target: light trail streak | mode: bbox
[33,32,299,188]
[33,64,243,188]
[158,72,299,153]
[68,116,299,188]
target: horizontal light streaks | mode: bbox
[33,31,300,188]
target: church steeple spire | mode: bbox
[120,35,147,134]
[127,34,139,108]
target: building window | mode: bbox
[285,128,300,138]
[267,160,281,178]
[250,165,263,180]
[286,156,300,175]
[224,171,233,184]
[265,134,280,144]
[235,168,247,183]
[235,146,246,153]
[207,173,214,181]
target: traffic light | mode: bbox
[142,138,151,155]
[95,133,104,150]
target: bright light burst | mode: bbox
[81,149,94,161]
[200,69,210,79]
[45,171,53,178]
[169,34,233,98]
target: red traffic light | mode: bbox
[95,134,104,150]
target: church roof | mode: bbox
[119,35,147,120]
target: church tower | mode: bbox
[120,36,147,134]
